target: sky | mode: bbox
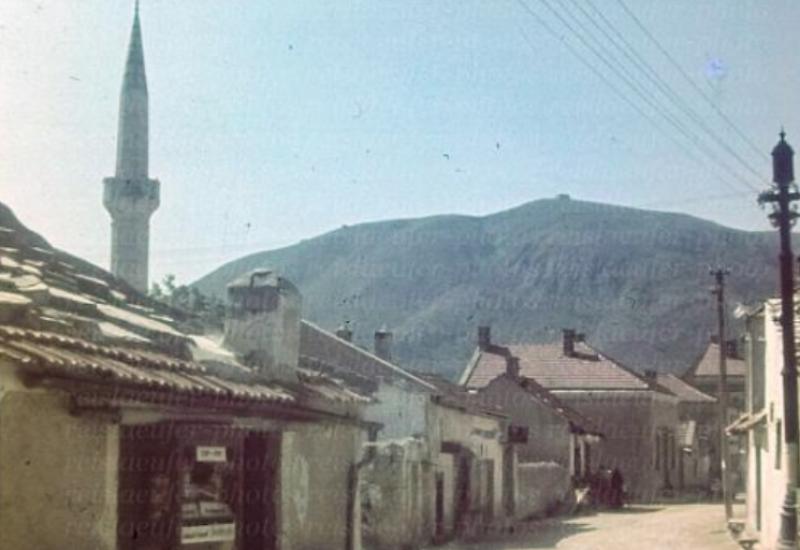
[1,1,799,285]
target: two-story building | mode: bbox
[461,327,680,502]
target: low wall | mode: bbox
[361,439,430,550]
[515,462,572,520]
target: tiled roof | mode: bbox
[464,342,652,391]
[689,342,746,378]
[656,373,716,404]
[412,371,506,417]
[0,325,295,406]
[0,201,368,410]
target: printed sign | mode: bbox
[196,446,227,463]
[199,501,232,518]
[180,522,236,544]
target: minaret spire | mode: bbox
[117,0,148,179]
[103,0,160,294]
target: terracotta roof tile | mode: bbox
[465,342,650,391]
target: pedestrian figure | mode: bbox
[610,468,624,508]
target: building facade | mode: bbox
[0,206,372,550]
[300,322,518,548]
[732,300,792,549]
[461,327,680,502]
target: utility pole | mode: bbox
[711,267,733,521]
[758,129,800,549]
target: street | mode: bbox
[435,504,740,550]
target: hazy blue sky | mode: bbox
[1,1,798,284]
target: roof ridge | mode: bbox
[300,319,437,391]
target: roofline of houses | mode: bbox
[301,319,438,392]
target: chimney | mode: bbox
[374,326,393,362]
[477,325,491,350]
[562,328,576,356]
[644,369,658,380]
[725,339,738,358]
[222,269,301,383]
[336,321,353,342]
[506,356,520,379]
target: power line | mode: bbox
[514,1,750,196]
[513,4,706,177]
[614,0,769,162]
[535,0,759,192]
[573,0,766,185]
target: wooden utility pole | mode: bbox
[711,267,733,521]
[758,129,800,549]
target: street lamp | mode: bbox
[758,129,800,549]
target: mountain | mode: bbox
[193,197,779,378]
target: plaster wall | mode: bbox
[0,377,119,550]
[478,376,572,467]
[279,421,364,550]
[361,440,430,550]
[554,390,677,502]
[515,462,571,519]
[748,306,790,548]
[433,404,505,524]
[366,382,429,443]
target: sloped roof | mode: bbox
[299,320,436,393]
[687,342,746,379]
[656,373,716,404]
[513,375,603,436]
[461,346,602,435]
[463,341,654,391]
[412,371,506,418]
[0,202,367,410]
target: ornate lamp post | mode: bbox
[759,129,800,549]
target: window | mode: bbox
[669,434,676,470]
[655,433,661,471]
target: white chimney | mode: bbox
[223,269,301,382]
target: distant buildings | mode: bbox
[300,321,520,547]
[654,373,717,492]
[683,339,746,413]
[461,327,681,502]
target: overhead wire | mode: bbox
[573,0,766,187]
[532,0,760,193]
[614,0,769,163]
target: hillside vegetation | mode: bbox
[194,198,777,378]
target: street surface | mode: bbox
[435,504,740,550]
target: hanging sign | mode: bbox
[196,446,227,463]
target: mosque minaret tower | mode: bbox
[103,0,160,293]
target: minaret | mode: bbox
[103,0,160,293]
